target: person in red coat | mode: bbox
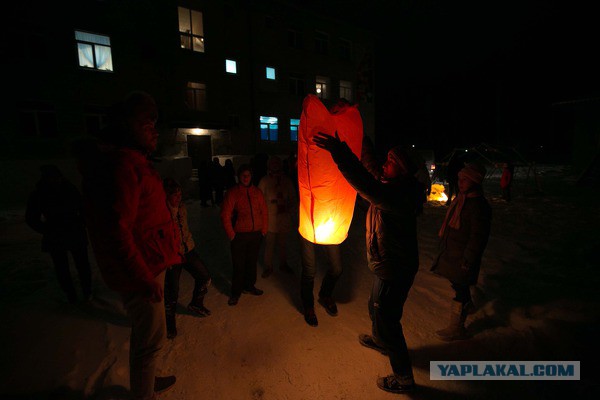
[220,164,268,306]
[78,91,180,399]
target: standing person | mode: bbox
[445,154,463,205]
[210,157,225,205]
[197,160,213,207]
[431,163,492,341]
[223,159,237,190]
[258,156,296,278]
[299,239,343,327]
[314,132,421,394]
[220,164,268,306]
[500,162,514,202]
[163,178,212,340]
[26,165,92,304]
[77,91,179,399]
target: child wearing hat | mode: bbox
[431,162,492,341]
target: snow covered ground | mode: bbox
[1,165,598,399]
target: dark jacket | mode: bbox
[26,179,88,252]
[431,196,492,285]
[329,144,420,280]
[79,145,181,293]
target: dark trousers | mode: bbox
[164,249,211,315]
[300,237,343,309]
[49,246,92,303]
[451,282,472,304]
[369,272,416,377]
[230,231,263,297]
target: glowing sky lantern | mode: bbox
[298,94,363,244]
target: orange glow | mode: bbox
[428,183,448,202]
[298,95,363,244]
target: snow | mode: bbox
[1,165,598,399]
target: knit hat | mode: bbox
[458,162,487,184]
[388,146,417,176]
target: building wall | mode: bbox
[4,0,374,162]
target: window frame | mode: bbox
[290,118,300,142]
[178,6,205,53]
[74,30,113,72]
[259,116,279,142]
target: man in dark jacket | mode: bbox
[431,162,491,341]
[314,132,420,394]
[26,165,92,304]
[77,91,179,399]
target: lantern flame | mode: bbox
[314,217,336,243]
[428,183,448,202]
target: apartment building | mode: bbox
[5,0,375,170]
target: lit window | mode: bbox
[339,80,353,102]
[178,6,204,52]
[266,67,276,80]
[315,75,329,99]
[226,59,237,74]
[290,118,300,141]
[186,82,207,111]
[260,116,278,141]
[75,31,113,71]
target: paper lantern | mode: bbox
[298,94,363,244]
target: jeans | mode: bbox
[49,246,92,303]
[369,272,416,377]
[121,271,166,400]
[300,237,342,309]
[164,249,211,315]
[230,231,263,297]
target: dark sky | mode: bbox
[326,0,599,159]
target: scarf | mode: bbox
[438,189,483,238]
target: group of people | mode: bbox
[26,91,492,398]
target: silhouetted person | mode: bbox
[163,178,212,340]
[220,164,268,306]
[446,154,464,205]
[210,157,225,205]
[251,152,268,187]
[314,132,421,394]
[26,165,92,304]
[77,91,179,399]
[223,159,237,189]
[197,160,213,207]
[431,163,492,341]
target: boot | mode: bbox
[435,301,469,341]
[188,286,211,317]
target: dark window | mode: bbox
[315,31,329,55]
[186,82,207,111]
[288,29,303,49]
[289,74,305,97]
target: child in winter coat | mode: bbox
[431,162,492,341]
[163,178,212,339]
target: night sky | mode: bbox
[328,0,599,161]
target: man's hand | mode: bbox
[144,279,164,303]
[313,131,344,154]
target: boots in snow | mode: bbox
[188,285,211,317]
[165,300,178,339]
[376,374,415,394]
[435,301,470,341]
[154,375,176,394]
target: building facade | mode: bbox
[5,0,375,171]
